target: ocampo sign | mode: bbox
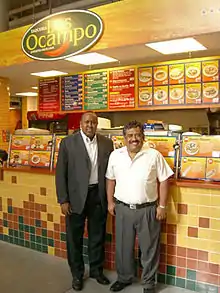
[21,10,103,61]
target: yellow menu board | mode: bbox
[30,135,53,151]
[169,64,184,85]
[185,62,201,83]
[10,150,29,166]
[146,136,176,157]
[29,151,51,168]
[206,158,220,180]
[153,65,168,86]
[138,87,153,106]
[138,67,152,87]
[11,136,31,151]
[169,84,185,105]
[202,60,219,82]
[182,136,220,158]
[202,82,219,104]
[180,157,206,179]
[153,86,168,105]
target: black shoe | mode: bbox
[90,273,110,285]
[72,277,83,291]
[143,288,156,293]
[110,281,132,292]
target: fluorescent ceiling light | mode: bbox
[16,92,38,97]
[66,53,118,65]
[31,70,67,77]
[32,86,38,90]
[9,107,16,110]
[145,38,207,54]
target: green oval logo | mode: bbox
[21,10,103,61]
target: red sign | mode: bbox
[39,77,60,112]
[109,68,135,109]
[27,111,66,121]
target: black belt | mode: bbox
[115,199,157,210]
[88,184,98,189]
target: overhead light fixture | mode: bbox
[16,92,38,97]
[9,107,16,110]
[31,70,67,77]
[145,38,207,55]
[32,86,38,90]
[66,53,118,65]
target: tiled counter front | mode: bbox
[0,170,219,292]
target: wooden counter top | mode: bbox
[3,167,55,175]
[2,167,220,189]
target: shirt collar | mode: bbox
[80,130,97,144]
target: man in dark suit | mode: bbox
[56,112,114,291]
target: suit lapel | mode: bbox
[76,132,91,170]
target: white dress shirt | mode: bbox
[105,144,174,204]
[80,130,98,185]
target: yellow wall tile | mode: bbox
[53,213,62,224]
[210,208,220,219]
[198,228,210,240]
[209,241,220,254]
[161,233,167,244]
[48,246,54,255]
[3,227,8,235]
[187,238,199,249]
[41,212,47,222]
[177,235,188,247]
[177,225,188,235]
[196,239,210,251]
[210,189,220,196]
[199,206,211,218]
[209,253,220,264]
[199,195,211,206]
[47,221,54,230]
[210,230,220,242]
[178,215,188,225]
[210,219,220,230]
[0,211,3,219]
[210,194,220,206]
[187,216,198,227]
[188,205,198,216]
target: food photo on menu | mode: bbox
[11,135,31,150]
[30,136,53,151]
[9,150,29,166]
[29,151,51,168]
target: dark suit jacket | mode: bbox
[55,132,114,214]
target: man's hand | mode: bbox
[108,202,115,216]
[61,202,72,216]
[156,206,167,221]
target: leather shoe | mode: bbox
[91,273,110,285]
[110,281,132,292]
[72,277,83,291]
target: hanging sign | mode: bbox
[21,10,103,61]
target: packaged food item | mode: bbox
[180,157,206,179]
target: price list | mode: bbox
[84,71,108,110]
[109,68,135,109]
[39,77,60,112]
[61,74,82,111]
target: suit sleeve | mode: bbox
[55,139,69,204]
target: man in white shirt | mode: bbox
[56,112,113,291]
[106,121,174,293]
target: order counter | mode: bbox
[0,167,219,292]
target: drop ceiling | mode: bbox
[2,31,220,96]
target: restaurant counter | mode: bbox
[0,167,219,291]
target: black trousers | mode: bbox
[65,185,107,279]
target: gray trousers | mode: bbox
[115,202,161,289]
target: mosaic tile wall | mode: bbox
[0,171,220,293]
